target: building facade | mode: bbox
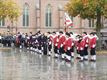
[0,0,105,34]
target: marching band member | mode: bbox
[53,32,59,58]
[89,32,97,62]
[64,32,72,62]
[47,32,53,56]
[58,31,66,58]
[70,32,75,58]
[41,33,48,55]
[29,32,33,50]
[24,33,28,48]
[32,34,36,51]
[78,36,85,62]
[75,35,81,59]
[34,34,38,52]
[82,32,89,60]
[37,32,42,54]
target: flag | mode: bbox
[64,12,73,28]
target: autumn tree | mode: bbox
[65,0,107,49]
[0,0,20,33]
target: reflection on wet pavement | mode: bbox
[0,48,107,80]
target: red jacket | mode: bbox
[64,38,72,51]
[50,35,53,42]
[58,35,66,48]
[83,35,89,47]
[53,35,59,47]
[48,35,53,45]
[78,40,85,51]
[89,37,96,48]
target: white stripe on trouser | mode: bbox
[33,48,35,51]
[55,54,59,57]
[66,55,71,61]
[93,55,96,60]
[20,45,22,48]
[71,52,74,57]
[48,51,51,55]
[39,50,42,53]
[84,55,88,59]
[81,57,83,60]
[62,54,65,58]
[35,48,37,51]
[30,47,33,50]
[41,47,43,50]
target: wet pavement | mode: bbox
[0,48,107,80]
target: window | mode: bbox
[0,18,5,27]
[89,19,94,27]
[89,19,91,27]
[45,4,52,27]
[23,3,29,27]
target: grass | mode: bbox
[97,50,107,55]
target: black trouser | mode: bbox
[66,50,71,56]
[80,50,84,57]
[59,47,64,55]
[90,48,96,55]
[71,46,74,52]
[43,44,47,55]
[84,47,88,56]
[38,45,41,50]
[54,46,58,54]
[24,42,28,48]
[7,41,11,47]
[48,45,52,51]
[34,44,37,49]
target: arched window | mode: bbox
[0,18,5,27]
[45,4,52,27]
[23,3,29,27]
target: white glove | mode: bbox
[68,47,70,50]
[63,42,65,45]
[61,44,63,47]
[27,37,30,39]
[93,45,96,48]
[86,39,89,43]
[57,50,59,53]
[80,47,83,50]
[72,43,74,46]
[56,39,59,42]
[55,44,58,46]
[49,41,51,45]
[41,47,43,50]
[85,44,88,47]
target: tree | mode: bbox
[0,0,20,33]
[65,0,107,49]
[5,0,20,22]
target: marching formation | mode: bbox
[0,31,98,62]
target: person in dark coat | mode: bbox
[37,32,42,54]
[47,32,53,56]
[41,33,48,55]
[29,32,33,50]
